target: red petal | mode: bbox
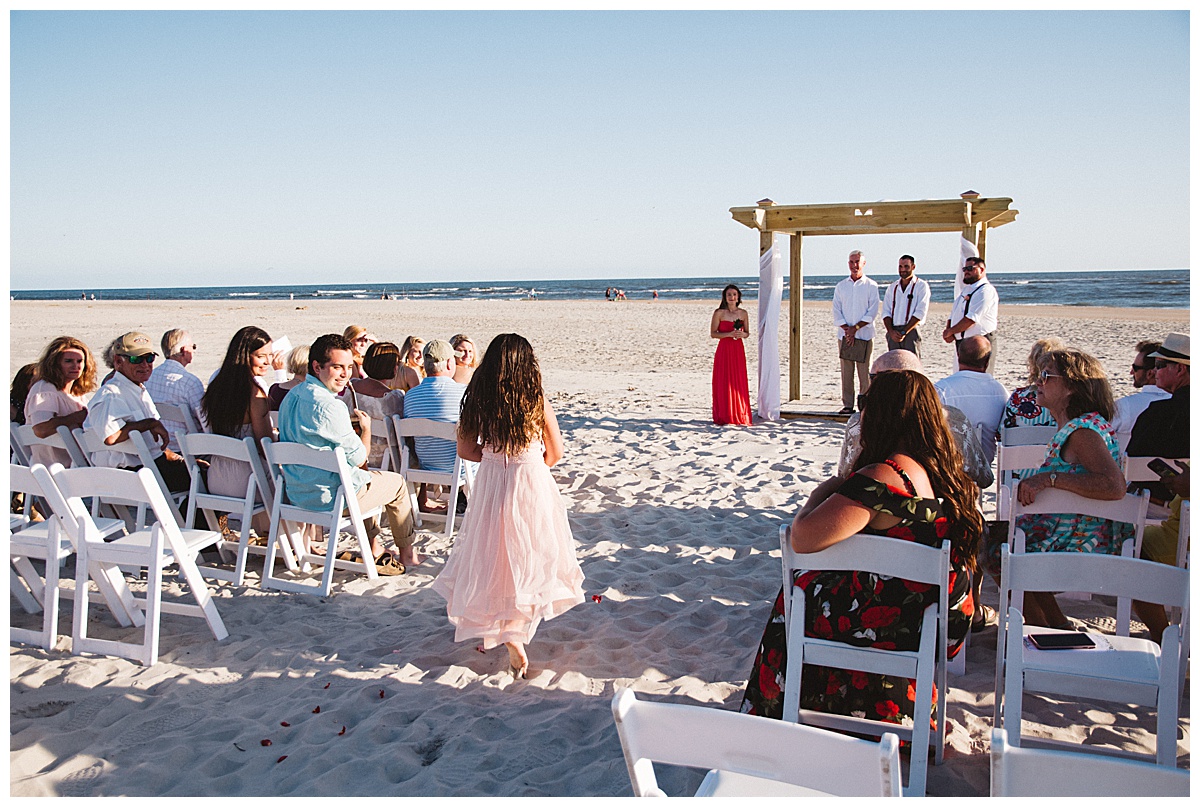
[261,739,272,746]
[592,595,602,603]
[379,689,385,699]
[276,755,288,763]
[338,726,346,736]
[476,646,486,653]
[312,706,321,714]
[280,721,290,727]
[323,683,330,689]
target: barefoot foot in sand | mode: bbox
[396,545,423,568]
[506,642,528,679]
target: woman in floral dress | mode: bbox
[741,371,981,727]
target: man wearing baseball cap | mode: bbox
[401,339,468,516]
[82,330,191,492]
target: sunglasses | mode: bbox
[1037,369,1062,383]
[121,353,157,365]
[1155,360,1176,370]
[1131,362,1151,372]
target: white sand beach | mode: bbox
[9,298,1190,796]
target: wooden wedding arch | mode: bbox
[729,191,1018,405]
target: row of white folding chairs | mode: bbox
[9,462,227,665]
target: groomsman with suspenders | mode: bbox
[942,257,1000,374]
[881,254,931,357]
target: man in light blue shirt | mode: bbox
[402,339,468,512]
[278,334,418,572]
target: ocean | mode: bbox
[9,268,1190,309]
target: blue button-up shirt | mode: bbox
[277,374,369,511]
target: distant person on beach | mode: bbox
[710,283,752,426]
[146,328,205,451]
[343,325,375,380]
[277,333,416,574]
[934,336,1008,465]
[348,341,406,469]
[268,345,310,411]
[831,250,879,414]
[881,254,929,356]
[24,338,97,467]
[1111,339,1170,441]
[652,289,659,300]
[398,335,426,392]
[201,326,276,535]
[741,370,978,722]
[83,331,191,493]
[943,257,999,374]
[450,334,479,386]
[432,333,584,679]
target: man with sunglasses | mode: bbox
[83,330,191,492]
[1111,339,1170,441]
[942,257,999,373]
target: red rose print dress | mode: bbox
[739,467,972,727]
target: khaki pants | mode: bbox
[356,470,415,548]
[838,338,873,409]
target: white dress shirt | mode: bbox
[831,276,880,341]
[1112,384,1172,437]
[882,276,931,328]
[934,370,1009,464]
[949,278,999,338]
[82,372,162,468]
[145,358,205,451]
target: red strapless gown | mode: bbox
[713,320,752,425]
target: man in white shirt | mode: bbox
[831,250,880,414]
[83,331,191,493]
[934,336,1009,464]
[942,257,1000,373]
[1111,339,1171,441]
[144,328,205,451]
[881,254,931,357]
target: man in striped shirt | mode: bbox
[402,339,467,511]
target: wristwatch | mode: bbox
[1049,473,1058,488]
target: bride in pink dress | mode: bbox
[711,284,753,425]
[431,333,585,678]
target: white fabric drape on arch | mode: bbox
[757,234,783,421]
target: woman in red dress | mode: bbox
[711,284,752,425]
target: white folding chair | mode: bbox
[153,400,201,451]
[177,432,283,586]
[778,524,950,796]
[611,688,901,797]
[259,440,381,597]
[1124,455,1188,523]
[994,544,1188,766]
[16,423,93,469]
[75,427,187,527]
[390,415,467,539]
[35,464,228,666]
[10,421,32,466]
[990,728,1188,796]
[993,442,1050,520]
[9,464,73,650]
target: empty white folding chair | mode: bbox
[154,401,202,451]
[390,414,467,539]
[611,688,902,797]
[778,524,950,796]
[994,544,1188,766]
[259,440,380,597]
[990,728,1188,796]
[177,432,284,586]
[35,464,228,666]
[9,465,73,650]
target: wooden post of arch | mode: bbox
[730,192,1017,409]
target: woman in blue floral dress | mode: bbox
[740,371,981,727]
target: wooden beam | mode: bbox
[789,233,803,401]
[730,196,1017,233]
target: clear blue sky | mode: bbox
[9,10,1190,290]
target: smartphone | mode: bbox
[1148,458,1180,479]
[1029,632,1096,650]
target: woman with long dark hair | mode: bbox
[432,333,584,678]
[710,283,752,425]
[201,327,275,530]
[741,370,979,726]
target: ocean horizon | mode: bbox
[9,268,1190,309]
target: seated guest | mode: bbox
[348,341,406,469]
[740,371,979,724]
[450,334,480,386]
[145,328,205,451]
[278,333,418,572]
[402,339,467,512]
[398,335,426,392]
[82,331,190,493]
[343,325,375,380]
[1125,333,1190,643]
[839,349,993,490]
[25,337,98,467]
[268,345,310,411]
[202,327,277,535]
[1001,337,1065,430]
[10,363,38,425]
[934,336,1008,464]
[983,348,1130,629]
[1112,339,1170,443]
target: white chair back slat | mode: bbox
[390,414,465,539]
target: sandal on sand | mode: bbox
[374,552,405,576]
[971,604,998,633]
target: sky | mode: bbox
[8,9,1191,290]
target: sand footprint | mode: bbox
[58,761,106,797]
